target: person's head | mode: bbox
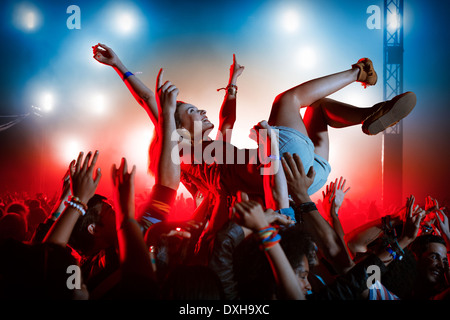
[174,101,214,137]
[6,201,28,218]
[147,101,214,177]
[410,234,448,294]
[234,224,314,299]
[27,204,47,231]
[69,194,116,256]
[279,225,315,296]
[27,199,41,210]
[0,213,27,242]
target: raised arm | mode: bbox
[92,43,159,124]
[31,170,71,244]
[250,120,289,210]
[154,69,180,190]
[322,177,350,241]
[374,195,425,267]
[112,157,154,281]
[44,151,101,247]
[344,208,404,257]
[281,153,354,275]
[136,72,181,231]
[216,54,245,142]
[232,191,305,300]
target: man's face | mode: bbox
[418,242,448,285]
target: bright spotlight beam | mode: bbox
[280,8,300,33]
[41,92,54,112]
[13,3,42,32]
[387,12,400,31]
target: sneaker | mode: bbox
[352,58,377,88]
[362,91,417,135]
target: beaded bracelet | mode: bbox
[64,200,86,216]
[256,226,281,251]
[217,84,238,96]
[69,196,88,211]
[385,241,404,261]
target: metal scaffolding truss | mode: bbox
[382,0,404,208]
[383,0,404,135]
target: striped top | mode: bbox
[368,280,400,300]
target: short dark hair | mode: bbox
[410,234,447,259]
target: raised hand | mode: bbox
[281,153,315,203]
[333,177,350,209]
[49,169,72,220]
[59,169,71,201]
[229,54,245,83]
[231,191,269,231]
[323,177,350,217]
[249,120,278,165]
[111,157,137,225]
[43,151,101,246]
[425,196,439,214]
[69,151,101,204]
[401,195,426,243]
[436,209,450,246]
[92,43,120,67]
[322,181,335,222]
[155,68,179,114]
[231,191,293,231]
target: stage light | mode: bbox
[13,3,42,32]
[41,92,54,112]
[297,46,316,69]
[106,3,143,36]
[387,12,400,31]
[280,8,300,33]
[116,12,135,34]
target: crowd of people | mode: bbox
[0,43,448,301]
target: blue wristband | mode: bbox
[123,71,134,81]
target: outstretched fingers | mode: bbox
[89,151,101,185]
[156,68,164,91]
[75,151,84,173]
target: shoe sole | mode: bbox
[365,92,417,135]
